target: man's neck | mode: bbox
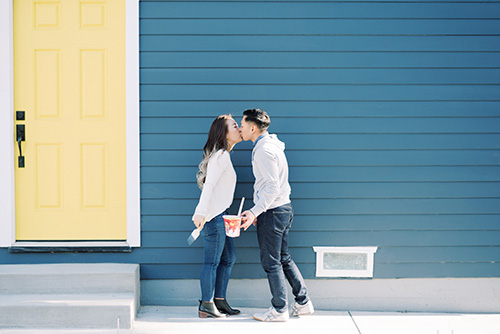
[252,131,268,144]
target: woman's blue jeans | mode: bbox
[200,212,236,302]
[256,203,309,312]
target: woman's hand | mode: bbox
[193,214,206,229]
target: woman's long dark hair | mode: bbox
[196,115,232,189]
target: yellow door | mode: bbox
[14,0,127,240]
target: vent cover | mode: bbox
[313,247,378,278]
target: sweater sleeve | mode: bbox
[250,148,281,217]
[193,150,229,219]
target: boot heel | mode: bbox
[198,311,208,318]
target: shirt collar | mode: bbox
[253,132,269,147]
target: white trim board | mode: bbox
[0,0,141,247]
[0,0,15,247]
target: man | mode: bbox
[240,109,314,322]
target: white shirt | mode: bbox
[250,133,291,217]
[193,149,237,222]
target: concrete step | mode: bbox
[0,294,135,329]
[0,263,139,295]
[0,330,132,334]
[0,263,140,330]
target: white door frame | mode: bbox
[0,0,141,247]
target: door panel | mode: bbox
[14,0,126,240]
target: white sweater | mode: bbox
[193,149,237,222]
[250,133,291,217]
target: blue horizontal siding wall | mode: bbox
[139,0,500,280]
[1,0,499,282]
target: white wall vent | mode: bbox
[313,246,378,278]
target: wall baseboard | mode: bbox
[141,278,500,313]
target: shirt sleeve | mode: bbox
[193,150,229,219]
[250,148,281,217]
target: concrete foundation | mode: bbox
[141,277,500,313]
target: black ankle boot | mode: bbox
[214,298,241,315]
[198,300,227,318]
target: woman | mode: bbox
[192,114,242,318]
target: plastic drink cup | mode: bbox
[223,215,241,238]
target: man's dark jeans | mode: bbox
[256,203,309,313]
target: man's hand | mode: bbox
[241,210,256,231]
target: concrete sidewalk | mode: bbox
[133,306,500,334]
[1,306,499,334]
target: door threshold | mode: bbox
[9,241,132,253]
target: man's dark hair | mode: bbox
[243,108,271,132]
